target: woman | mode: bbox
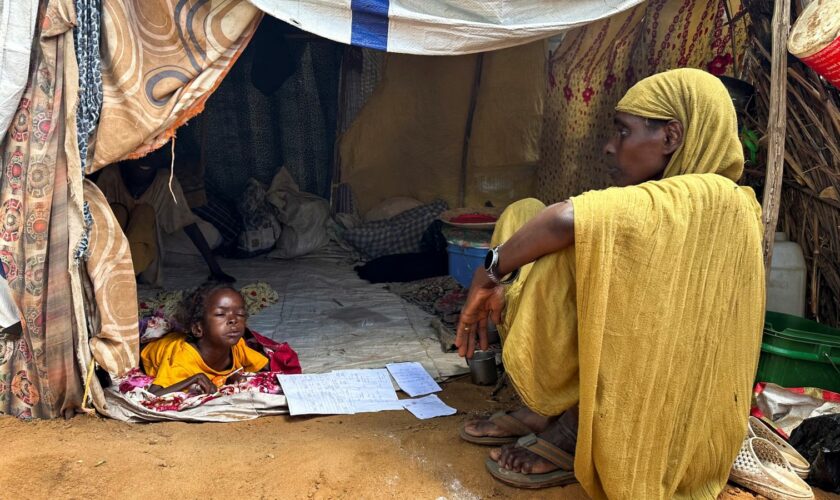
[456,68,765,498]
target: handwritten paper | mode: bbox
[386,362,442,397]
[402,395,457,420]
[278,369,400,416]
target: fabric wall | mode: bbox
[537,0,749,202]
[177,30,342,203]
[90,0,262,172]
[0,1,83,419]
[339,41,545,215]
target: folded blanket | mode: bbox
[104,368,288,423]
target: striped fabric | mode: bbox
[83,180,139,376]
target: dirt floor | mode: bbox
[0,378,837,500]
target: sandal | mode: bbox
[459,410,536,446]
[748,416,811,479]
[729,437,814,500]
[484,433,577,489]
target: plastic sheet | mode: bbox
[249,0,642,55]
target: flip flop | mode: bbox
[484,433,577,489]
[459,410,535,446]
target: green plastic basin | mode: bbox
[756,311,840,393]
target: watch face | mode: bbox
[484,249,494,270]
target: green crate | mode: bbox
[756,311,840,393]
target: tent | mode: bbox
[0,0,750,419]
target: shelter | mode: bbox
[0,0,755,419]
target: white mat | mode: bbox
[148,254,469,380]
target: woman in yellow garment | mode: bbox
[456,68,765,498]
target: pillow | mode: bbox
[365,197,424,222]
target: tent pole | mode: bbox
[761,0,791,272]
[459,53,484,208]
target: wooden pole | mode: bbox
[761,0,791,272]
[458,53,484,208]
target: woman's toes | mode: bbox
[489,447,503,461]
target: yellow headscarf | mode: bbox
[615,68,744,181]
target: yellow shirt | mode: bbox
[141,332,269,388]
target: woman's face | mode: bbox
[603,111,680,187]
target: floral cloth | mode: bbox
[115,367,282,413]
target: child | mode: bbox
[141,284,268,395]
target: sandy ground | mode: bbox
[0,378,836,500]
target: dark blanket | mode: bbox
[355,252,448,283]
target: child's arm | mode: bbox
[148,373,216,396]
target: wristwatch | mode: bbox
[484,245,520,285]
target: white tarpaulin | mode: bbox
[249,0,643,55]
[0,0,39,138]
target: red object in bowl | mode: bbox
[450,213,498,224]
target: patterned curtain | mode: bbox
[90,0,262,172]
[538,0,749,202]
[0,1,82,419]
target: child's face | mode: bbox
[192,289,248,348]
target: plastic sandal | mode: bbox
[459,410,535,446]
[485,433,576,489]
[748,416,811,479]
[729,437,814,500]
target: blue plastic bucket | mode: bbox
[447,244,486,288]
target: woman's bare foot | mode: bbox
[463,406,552,439]
[489,409,578,474]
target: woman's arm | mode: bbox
[486,201,574,285]
[456,201,575,358]
[148,373,216,396]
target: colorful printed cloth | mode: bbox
[0,2,85,419]
[115,367,282,413]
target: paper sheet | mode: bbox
[278,369,401,416]
[402,395,457,419]
[386,362,443,397]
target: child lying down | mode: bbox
[141,284,272,396]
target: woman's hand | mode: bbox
[456,268,506,359]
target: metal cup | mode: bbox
[469,350,498,385]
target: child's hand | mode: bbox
[226,371,246,385]
[187,374,217,394]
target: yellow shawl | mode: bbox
[499,69,765,499]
